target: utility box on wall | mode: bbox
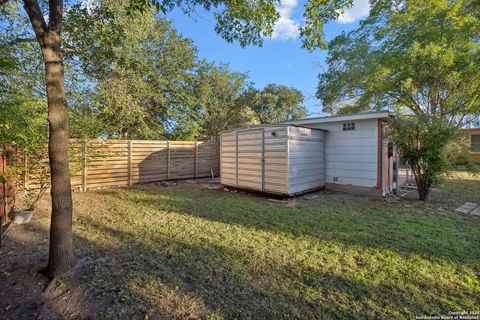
[220,125,326,196]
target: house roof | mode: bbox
[281,110,394,126]
[220,123,328,134]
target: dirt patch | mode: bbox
[0,195,110,320]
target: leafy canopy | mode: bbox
[317,0,480,121]
[240,84,307,124]
[127,0,358,49]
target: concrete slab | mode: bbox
[470,206,480,216]
[455,202,479,214]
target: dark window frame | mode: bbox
[342,122,355,131]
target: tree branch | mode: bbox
[22,0,48,45]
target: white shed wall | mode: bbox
[304,119,378,187]
[287,127,325,194]
[263,126,288,194]
[220,125,325,195]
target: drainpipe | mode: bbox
[395,150,399,193]
[381,125,386,197]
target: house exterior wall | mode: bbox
[462,128,480,163]
[300,119,379,188]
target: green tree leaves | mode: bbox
[240,84,307,124]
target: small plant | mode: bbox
[391,116,460,201]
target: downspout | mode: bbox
[381,125,386,197]
[323,132,326,189]
[395,150,399,193]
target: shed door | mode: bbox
[237,129,264,191]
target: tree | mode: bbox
[192,62,256,138]
[0,2,47,149]
[15,0,75,279]
[316,0,480,200]
[391,117,456,200]
[240,84,307,124]
[63,1,200,139]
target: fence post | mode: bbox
[167,141,170,180]
[128,140,133,186]
[23,153,28,194]
[82,141,87,192]
[194,141,198,178]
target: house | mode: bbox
[219,110,396,196]
[461,114,480,163]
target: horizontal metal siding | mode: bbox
[287,127,325,194]
[263,127,288,194]
[237,129,263,191]
[305,119,378,187]
[220,131,237,187]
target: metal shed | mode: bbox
[220,125,326,196]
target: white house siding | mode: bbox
[304,119,378,188]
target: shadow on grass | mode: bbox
[73,222,376,319]
[71,221,466,319]
[98,185,480,267]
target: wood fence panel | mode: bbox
[21,139,219,191]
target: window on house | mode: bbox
[343,122,355,131]
[472,134,480,152]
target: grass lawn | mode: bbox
[1,173,479,319]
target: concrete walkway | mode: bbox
[455,202,480,216]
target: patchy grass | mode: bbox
[434,171,480,206]
[2,174,480,319]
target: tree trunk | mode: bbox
[42,30,73,279]
[415,176,430,201]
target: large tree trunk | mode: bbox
[23,0,73,280]
[42,31,73,279]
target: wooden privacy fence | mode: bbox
[22,139,219,191]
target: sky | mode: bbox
[167,0,370,115]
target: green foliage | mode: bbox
[128,0,359,49]
[391,116,458,200]
[445,134,479,172]
[317,0,480,117]
[300,0,354,50]
[64,1,199,139]
[127,0,279,47]
[3,0,346,144]
[191,61,256,138]
[0,3,47,152]
[240,84,307,124]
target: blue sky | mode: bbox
[167,0,370,115]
